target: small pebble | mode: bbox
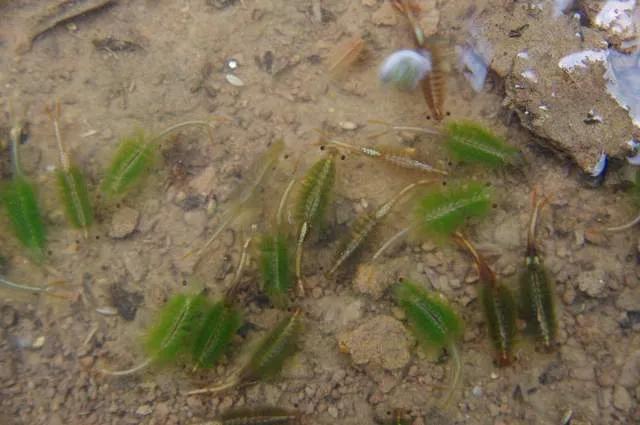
[584,227,607,245]
[353,264,387,299]
[613,385,632,412]
[32,336,45,349]
[390,306,405,320]
[421,241,437,252]
[577,270,607,297]
[328,405,338,418]
[0,305,18,328]
[219,396,233,410]
[189,166,217,196]
[79,356,95,368]
[95,306,118,316]
[312,287,323,298]
[562,287,576,305]
[226,73,245,86]
[136,405,153,416]
[619,350,640,387]
[154,402,170,421]
[109,207,140,239]
[339,121,358,130]
[472,385,483,397]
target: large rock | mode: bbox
[476,1,638,173]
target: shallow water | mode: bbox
[0,1,639,424]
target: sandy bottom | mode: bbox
[0,1,638,424]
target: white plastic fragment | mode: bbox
[225,73,245,87]
[379,49,432,91]
[458,45,490,92]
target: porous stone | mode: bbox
[577,270,607,297]
[189,166,217,196]
[109,207,140,239]
[338,315,411,370]
[353,258,407,299]
[353,264,387,299]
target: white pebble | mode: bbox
[136,405,153,416]
[339,121,358,130]
[96,306,119,316]
[327,406,338,418]
[32,336,45,349]
[225,73,245,87]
